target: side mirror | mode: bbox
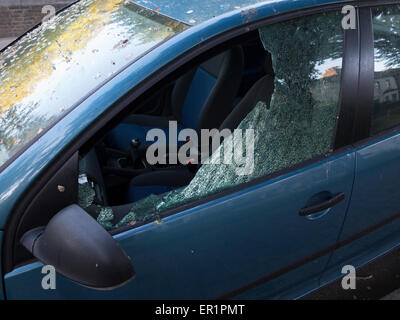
[20,204,135,290]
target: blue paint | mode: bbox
[5,262,43,278]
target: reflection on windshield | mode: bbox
[0,0,187,167]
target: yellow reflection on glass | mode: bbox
[0,0,187,166]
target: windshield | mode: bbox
[0,0,187,167]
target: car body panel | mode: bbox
[0,0,354,229]
[4,150,355,299]
[321,131,400,285]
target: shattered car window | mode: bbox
[0,0,187,167]
[93,10,344,230]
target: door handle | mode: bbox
[299,192,345,217]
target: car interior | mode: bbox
[76,29,276,226]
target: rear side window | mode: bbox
[371,5,400,135]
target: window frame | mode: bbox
[4,2,360,272]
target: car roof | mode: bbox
[132,0,348,25]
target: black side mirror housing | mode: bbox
[21,204,135,290]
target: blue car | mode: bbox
[0,0,400,299]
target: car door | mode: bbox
[3,9,356,300]
[321,3,400,286]
[3,155,355,300]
